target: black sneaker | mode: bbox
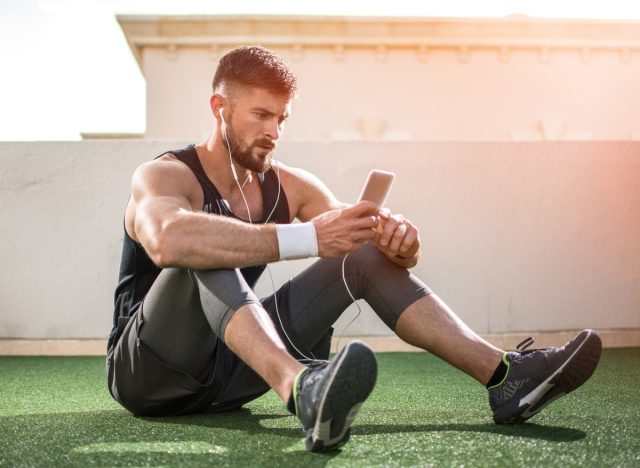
[489,329,602,424]
[293,340,377,452]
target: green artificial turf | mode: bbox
[1,349,639,467]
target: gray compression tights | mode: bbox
[138,242,432,379]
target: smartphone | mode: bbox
[357,169,395,209]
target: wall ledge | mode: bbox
[117,15,640,74]
[1,329,637,355]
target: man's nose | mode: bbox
[264,118,282,141]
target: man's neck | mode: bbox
[197,132,252,194]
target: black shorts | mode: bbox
[107,286,333,417]
[107,243,429,417]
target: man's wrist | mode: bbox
[276,222,318,260]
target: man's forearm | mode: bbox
[143,210,280,269]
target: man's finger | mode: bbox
[353,227,377,243]
[352,215,379,230]
[389,222,408,252]
[346,200,379,217]
[399,227,417,255]
[379,216,398,246]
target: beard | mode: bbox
[224,122,276,174]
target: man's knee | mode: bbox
[347,242,402,273]
[190,268,262,341]
[143,267,261,342]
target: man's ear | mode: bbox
[210,94,225,123]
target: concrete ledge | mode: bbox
[335,329,640,352]
[0,340,107,356]
[1,329,638,356]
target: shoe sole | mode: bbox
[498,329,602,423]
[306,340,377,452]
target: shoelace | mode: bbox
[300,361,328,390]
[516,336,535,352]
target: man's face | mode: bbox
[222,87,291,174]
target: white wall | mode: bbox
[142,46,640,141]
[0,141,638,340]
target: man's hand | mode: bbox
[312,201,380,257]
[372,210,421,268]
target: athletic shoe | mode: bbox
[293,340,378,452]
[488,329,602,424]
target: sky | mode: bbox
[1,0,639,141]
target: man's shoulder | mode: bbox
[135,153,191,178]
[132,153,199,197]
[273,161,315,185]
[272,161,339,217]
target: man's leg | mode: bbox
[395,295,503,384]
[278,242,600,424]
[112,266,378,452]
[132,267,303,404]
[278,242,502,383]
[109,268,303,415]
[222,303,303,402]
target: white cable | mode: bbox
[224,125,358,361]
[264,155,281,224]
[334,252,362,354]
[225,133,324,363]
[225,133,253,224]
[265,264,324,364]
[265,156,324,363]
[234,149,359,359]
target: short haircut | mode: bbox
[212,46,298,99]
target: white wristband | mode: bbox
[276,222,318,260]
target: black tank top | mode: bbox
[109,144,290,351]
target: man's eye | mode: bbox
[254,112,267,119]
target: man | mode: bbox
[107,46,602,452]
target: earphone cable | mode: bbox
[264,155,320,363]
[334,252,363,354]
[224,132,320,363]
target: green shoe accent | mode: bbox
[487,354,512,390]
[488,330,602,424]
[292,368,305,416]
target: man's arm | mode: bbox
[130,159,380,269]
[278,164,381,258]
[280,164,421,267]
[130,160,279,269]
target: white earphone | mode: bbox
[218,103,322,363]
[220,107,240,182]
